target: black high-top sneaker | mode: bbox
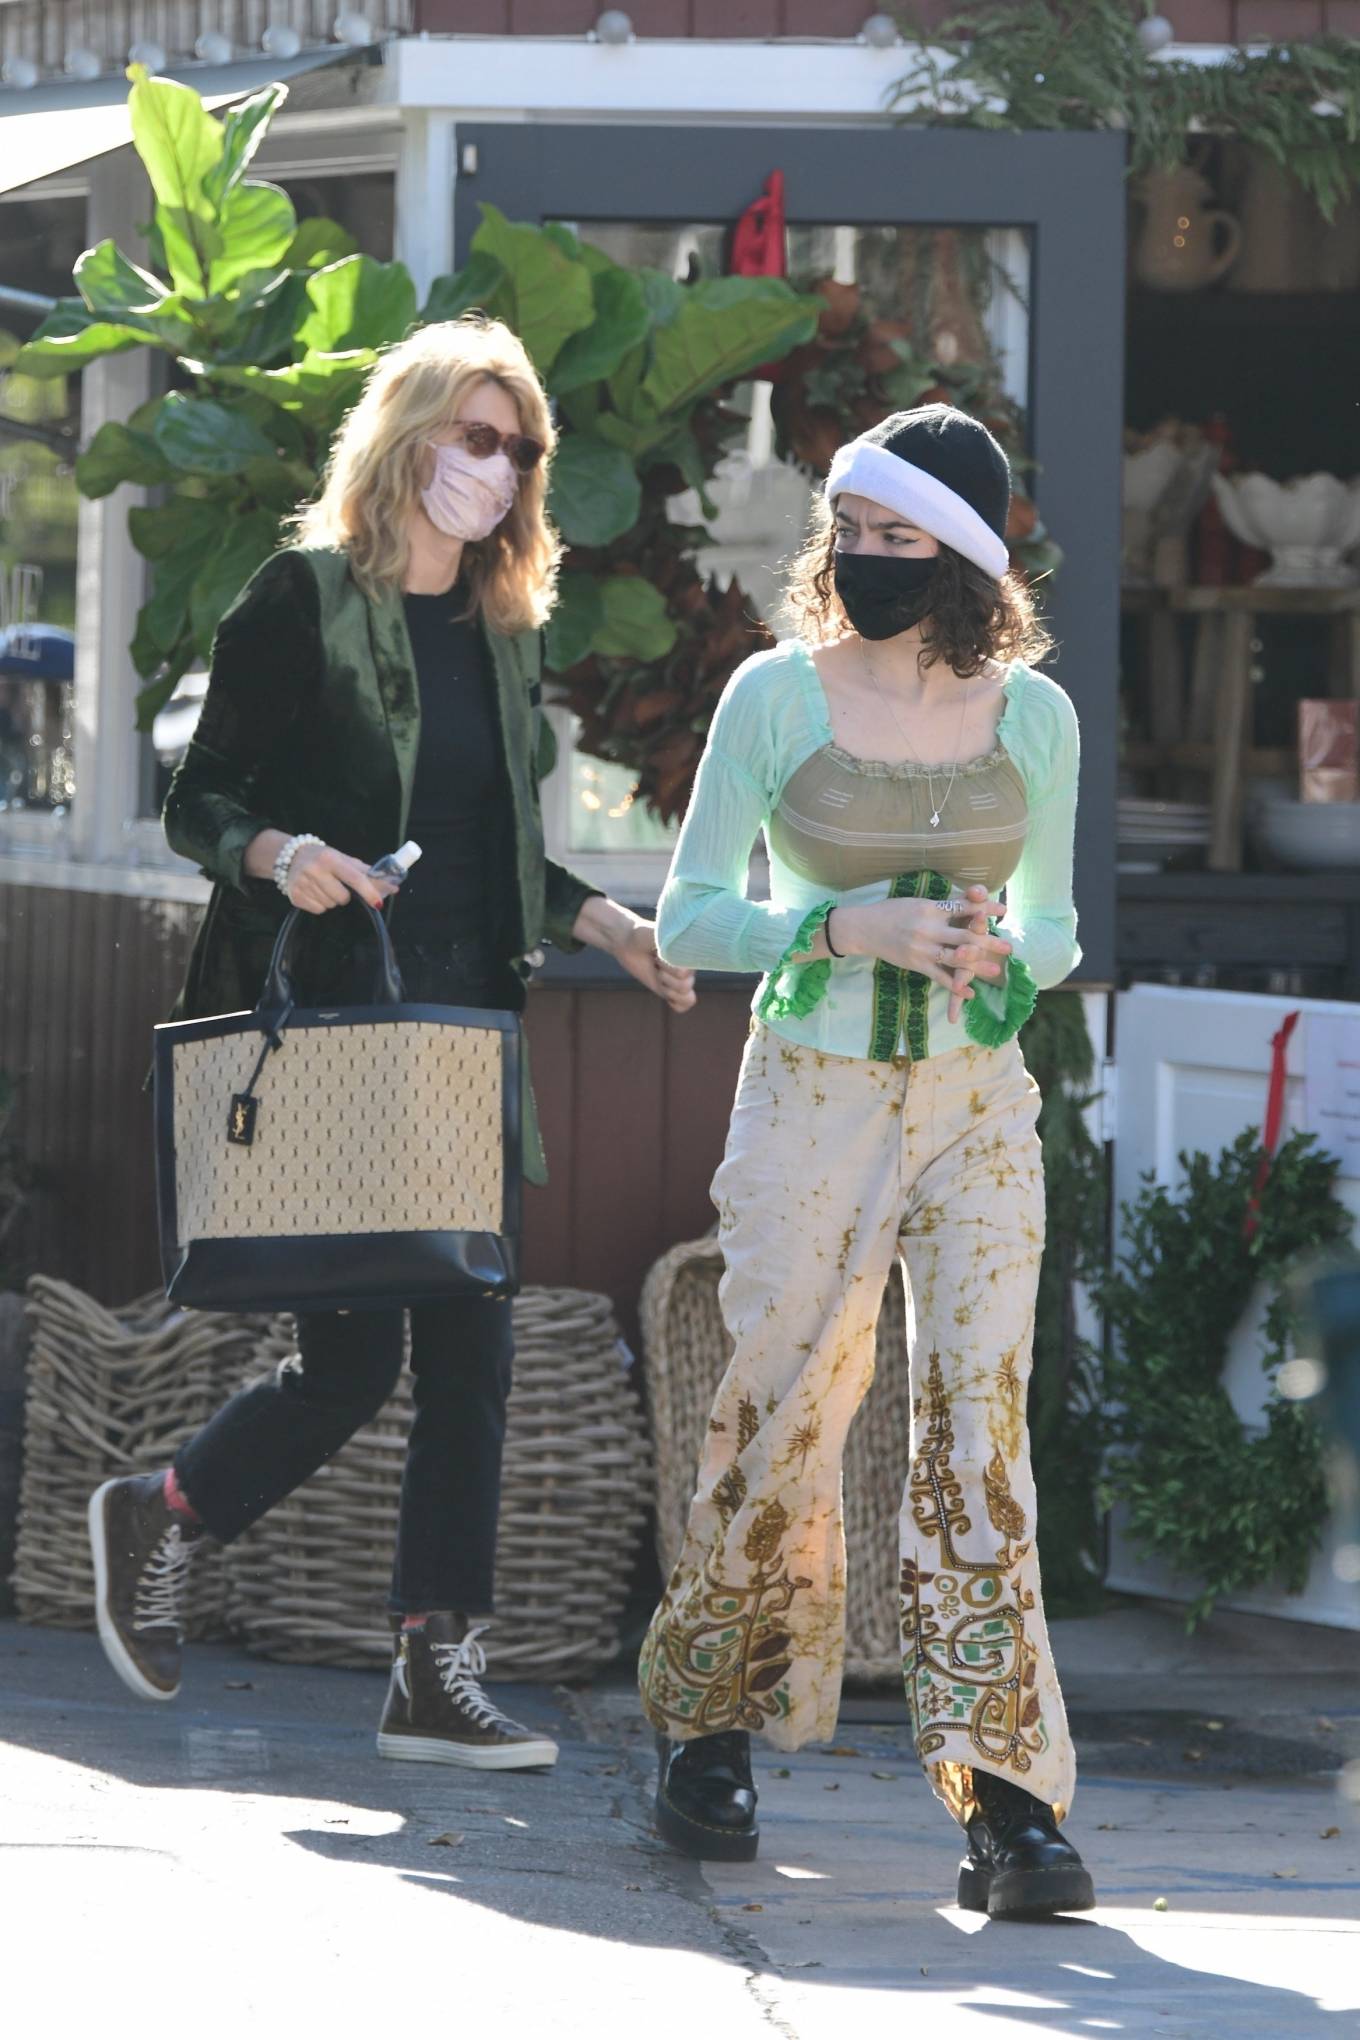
[654,1729,759,1862]
[87,1474,205,1702]
[376,1613,559,1769]
[958,1769,1096,1918]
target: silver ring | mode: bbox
[938,945,948,966]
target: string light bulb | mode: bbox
[64,46,103,79]
[594,11,635,43]
[1137,13,1175,54]
[860,13,900,47]
[333,10,376,46]
[262,24,303,57]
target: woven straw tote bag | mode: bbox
[153,902,521,1313]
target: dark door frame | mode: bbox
[455,125,1125,985]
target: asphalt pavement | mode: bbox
[2,1599,1357,2039]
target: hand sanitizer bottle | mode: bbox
[368,841,422,889]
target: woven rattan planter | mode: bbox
[640,1237,909,1684]
[13,1276,288,1637]
[223,1286,651,1680]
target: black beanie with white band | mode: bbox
[825,404,1011,582]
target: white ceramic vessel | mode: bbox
[1122,442,1216,584]
[1210,471,1360,586]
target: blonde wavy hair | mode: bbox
[289,316,560,634]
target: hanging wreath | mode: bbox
[1099,1126,1349,1625]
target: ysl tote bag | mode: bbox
[153,902,521,1312]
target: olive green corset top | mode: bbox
[767,741,1030,894]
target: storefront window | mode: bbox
[0,195,84,821]
[545,218,1034,867]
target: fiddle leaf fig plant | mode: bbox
[16,72,820,770]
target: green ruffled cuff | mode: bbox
[963,947,1039,1049]
[756,900,836,1024]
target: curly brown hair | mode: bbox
[784,497,1053,677]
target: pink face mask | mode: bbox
[420,441,519,541]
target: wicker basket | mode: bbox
[222,1286,651,1680]
[639,1237,910,1683]
[12,1276,289,1637]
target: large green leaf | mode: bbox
[190,512,280,658]
[592,576,677,661]
[75,421,173,498]
[213,350,377,417]
[641,280,819,415]
[152,392,275,475]
[283,217,359,272]
[73,241,200,352]
[420,251,509,328]
[638,268,684,327]
[201,85,286,211]
[550,266,652,396]
[298,256,418,353]
[548,437,641,548]
[141,536,208,659]
[128,68,223,295]
[241,453,316,513]
[129,497,225,561]
[544,573,604,673]
[470,206,595,373]
[209,181,298,293]
[208,270,309,368]
[14,300,146,380]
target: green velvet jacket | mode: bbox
[163,545,598,1185]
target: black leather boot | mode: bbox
[958,1770,1096,1918]
[655,1729,759,1862]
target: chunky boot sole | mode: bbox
[957,1857,1096,1919]
[87,1482,179,1704]
[376,1730,559,1769]
[654,1781,760,1862]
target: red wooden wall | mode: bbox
[411,0,1360,44]
[0,883,751,1343]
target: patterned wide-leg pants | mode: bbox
[638,1023,1076,1827]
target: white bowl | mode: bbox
[1250,797,1360,870]
[1212,472,1360,586]
[1123,443,1183,514]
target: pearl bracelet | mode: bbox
[273,833,325,897]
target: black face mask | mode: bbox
[833,550,938,641]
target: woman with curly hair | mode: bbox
[640,405,1095,1918]
[87,317,694,1765]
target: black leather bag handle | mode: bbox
[257,900,406,1036]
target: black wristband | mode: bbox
[825,907,844,959]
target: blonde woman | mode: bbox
[641,407,1094,1918]
[88,317,695,1765]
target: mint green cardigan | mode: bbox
[655,641,1082,1064]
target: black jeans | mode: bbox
[174,932,518,1616]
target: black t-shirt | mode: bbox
[389,582,502,987]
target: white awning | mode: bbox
[0,50,362,198]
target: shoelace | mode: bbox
[133,1523,200,1634]
[431,1625,523,1734]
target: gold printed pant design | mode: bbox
[638,1024,1076,1826]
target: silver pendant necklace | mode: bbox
[860,642,973,829]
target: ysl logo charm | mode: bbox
[227,1095,258,1147]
